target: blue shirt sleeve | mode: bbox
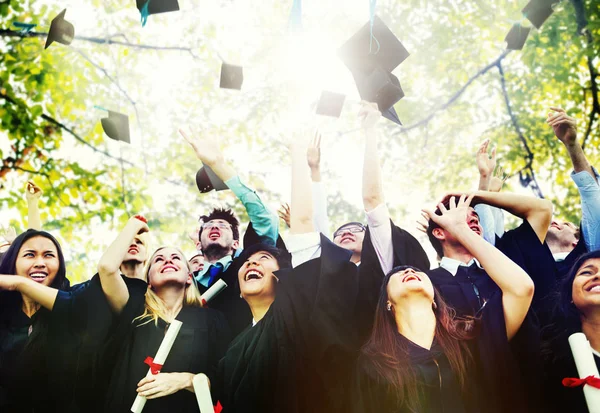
[225,175,279,246]
[474,203,496,246]
[571,167,600,252]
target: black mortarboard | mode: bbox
[338,15,409,75]
[354,67,404,113]
[100,111,130,144]
[136,0,180,16]
[195,165,228,193]
[382,106,402,126]
[522,0,558,29]
[316,91,346,117]
[219,63,244,90]
[45,9,74,50]
[505,23,531,50]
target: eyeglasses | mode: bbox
[202,222,232,230]
[333,225,366,239]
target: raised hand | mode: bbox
[1,226,17,244]
[422,194,475,232]
[476,139,497,179]
[489,165,508,192]
[306,132,321,171]
[25,181,43,201]
[416,217,429,234]
[179,127,224,166]
[547,107,577,146]
[277,203,291,228]
[359,101,381,130]
[130,215,150,235]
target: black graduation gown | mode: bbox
[215,235,358,413]
[357,220,430,341]
[352,293,530,413]
[103,298,231,413]
[198,223,290,338]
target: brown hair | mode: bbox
[360,265,476,411]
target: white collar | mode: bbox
[439,257,483,276]
[553,252,570,262]
[252,318,257,327]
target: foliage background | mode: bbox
[1,0,598,281]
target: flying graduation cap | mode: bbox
[338,15,409,125]
[45,9,74,49]
[219,63,244,90]
[316,91,346,118]
[100,110,130,144]
[522,0,559,29]
[136,0,180,16]
[195,165,228,193]
[505,23,531,50]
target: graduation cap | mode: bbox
[382,106,402,126]
[219,63,244,90]
[505,23,531,50]
[338,15,409,75]
[136,0,180,16]
[196,165,228,193]
[354,68,404,114]
[100,110,130,144]
[45,9,74,49]
[522,0,558,29]
[316,91,346,118]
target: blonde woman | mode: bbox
[98,216,231,413]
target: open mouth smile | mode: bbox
[245,269,264,282]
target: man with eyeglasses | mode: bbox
[332,222,367,265]
[180,128,280,336]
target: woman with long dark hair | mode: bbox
[0,229,69,412]
[543,250,600,413]
[352,194,535,413]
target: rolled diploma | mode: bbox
[201,279,227,303]
[193,373,214,413]
[568,332,600,413]
[130,319,183,413]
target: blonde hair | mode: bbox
[134,246,204,326]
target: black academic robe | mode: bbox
[215,235,358,413]
[198,222,290,338]
[103,298,231,413]
[352,293,530,413]
[543,335,599,413]
[357,220,430,341]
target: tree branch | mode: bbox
[0,29,200,58]
[397,50,511,133]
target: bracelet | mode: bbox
[134,215,148,224]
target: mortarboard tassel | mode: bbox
[13,21,37,34]
[140,0,151,27]
[288,0,302,30]
[369,0,380,54]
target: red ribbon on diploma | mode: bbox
[562,375,600,389]
[144,356,163,375]
[214,401,223,413]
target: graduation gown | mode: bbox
[352,293,530,413]
[215,235,358,413]
[198,223,291,338]
[103,298,231,413]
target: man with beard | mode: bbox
[180,128,279,336]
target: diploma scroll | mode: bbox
[130,319,183,413]
[201,279,227,304]
[193,373,214,413]
[568,333,600,413]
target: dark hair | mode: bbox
[199,208,240,240]
[333,221,365,237]
[0,229,68,290]
[360,265,475,411]
[237,243,292,271]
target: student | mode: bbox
[0,229,69,412]
[352,194,535,413]
[179,128,280,337]
[543,250,600,413]
[188,250,205,274]
[215,137,359,413]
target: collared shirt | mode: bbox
[364,203,395,275]
[553,252,570,262]
[226,175,279,246]
[439,256,484,276]
[196,254,233,287]
[474,204,505,246]
[571,167,600,253]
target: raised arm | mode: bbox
[179,128,279,246]
[423,195,534,340]
[0,274,58,310]
[25,181,43,230]
[476,139,496,191]
[471,191,553,243]
[291,135,314,235]
[307,133,331,235]
[97,216,149,313]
